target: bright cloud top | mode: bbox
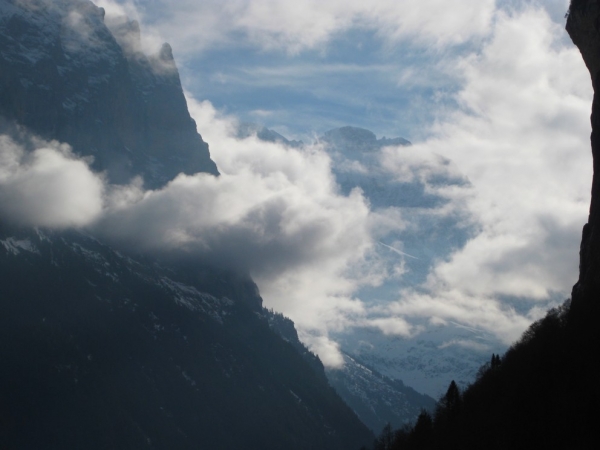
[98,0,496,54]
[0,134,104,228]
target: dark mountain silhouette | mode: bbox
[362,2,600,448]
[0,227,373,450]
[0,0,218,188]
[0,1,374,448]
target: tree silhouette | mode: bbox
[373,423,394,450]
[490,353,501,369]
[442,380,461,412]
[409,410,433,449]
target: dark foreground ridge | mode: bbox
[0,227,373,449]
[362,2,600,448]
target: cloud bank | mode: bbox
[376,6,591,344]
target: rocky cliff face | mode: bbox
[567,1,600,318]
[0,1,376,448]
[0,0,218,188]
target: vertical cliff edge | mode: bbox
[567,0,600,318]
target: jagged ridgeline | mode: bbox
[363,2,600,449]
[0,0,218,188]
[0,1,375,448]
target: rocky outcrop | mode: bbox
[566,1,600,316]
[0,0,218,188]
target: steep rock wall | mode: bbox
[0,0,218,188]
[566,0,600,315]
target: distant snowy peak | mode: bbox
[236,122,304,148]
[320,126,411,154]
[238,124,409,152]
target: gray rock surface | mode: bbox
[0,0,218,188]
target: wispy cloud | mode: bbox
[128,0,496,55]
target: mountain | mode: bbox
[320,126,410,154]
[567,0,600,326]
[318,126,497,397]
[319,126,432,209]
[0,0,218,188]
[321,127,494,397]
[0,226,372,449]
[265,309,436,434]
[336,325,501,399]
[0,1,375,448]
[237,122,304,148]
[325,354,436,434]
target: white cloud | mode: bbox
[0,135,104,228]
[183,99,378,345]
[94,0,137,18]
[119,0,496,54]
[101,0,590,361]
[363,316,417,337]
[380,6,592,343]
[299,333,345,368]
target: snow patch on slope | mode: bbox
[0,237,39,255]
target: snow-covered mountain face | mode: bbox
[325,353,436,434]
[0,0,218,188]
[265,306,436,432]
[334,324,503,397]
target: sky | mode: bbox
[1,0,594,371]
